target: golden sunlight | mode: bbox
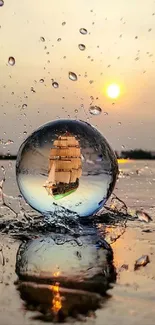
[107,84,120,99]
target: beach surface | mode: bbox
[0,160,155,325]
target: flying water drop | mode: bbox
[52,81,59,88]
[68,71,77,81]
[89,106,102,115]
[79,28,87,35]
[78,44,86,51]
[40,36,45,42]
[22,104,27,109]
[8,57,15,66]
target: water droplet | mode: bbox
[121,145,125,149]
[0,0,4,7]
[62,21,66,26]
[89,80,94,84]
[16,119,118,218]
[79,28,87,35]
[40,36,45,42]
[68,71,77,81]
[74,109,78,113]
[118,122,122,126]
[148,28,152,32]
[135,36,138,39]
[39,78,44,83]
[135,57,139,61]
[8,56,15,66]
[78,44,86,51]
[22,104,27,109]
[31,87,36,93]
[52,81,59,88]
[89,105,102,115]
[5,139,14,145]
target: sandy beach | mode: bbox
[0,160,155,324]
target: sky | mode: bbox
[0,0,155,154]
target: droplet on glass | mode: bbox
[68,71,77,81]
[40,36,45,42]
[89,80,94,84]
[5,139,14,145]
[16,119,118,218]
[0,0,4,7]
[62,21,66,26]
[39,78,44,83]
[135,57,139,61]
[22,104,27,109]
[8,56,15,66]
[148,28,152,32]
[135,36,138,39]
[57,38,61,42]
[78,44,86,51]
[89,105,102,115]
[79,28,87,35]
[74,109,78,113]
[52,81,59,88]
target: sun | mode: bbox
[107,84,120,99]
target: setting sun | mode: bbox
[107,84,120,99]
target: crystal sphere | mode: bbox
[16,119,118,217]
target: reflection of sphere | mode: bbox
[16,234,115,320]
[16,119,118,217]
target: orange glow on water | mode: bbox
[51,282,62,314]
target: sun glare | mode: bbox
[107,84,120,99]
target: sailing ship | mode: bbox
[43,132,82,200]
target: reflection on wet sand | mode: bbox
[15,230,116,321]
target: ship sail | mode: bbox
[43,132,82,199]
[48,161,55,184]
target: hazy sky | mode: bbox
[0,0,155,154]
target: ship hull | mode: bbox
[45,179,79,200]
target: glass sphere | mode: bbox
[16,119,118,217]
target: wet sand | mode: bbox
[0,160,155,324]
[1,223,155,325]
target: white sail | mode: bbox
[47,161,55,184]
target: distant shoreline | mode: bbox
[0,156,155,161]
[0,156,17,160]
